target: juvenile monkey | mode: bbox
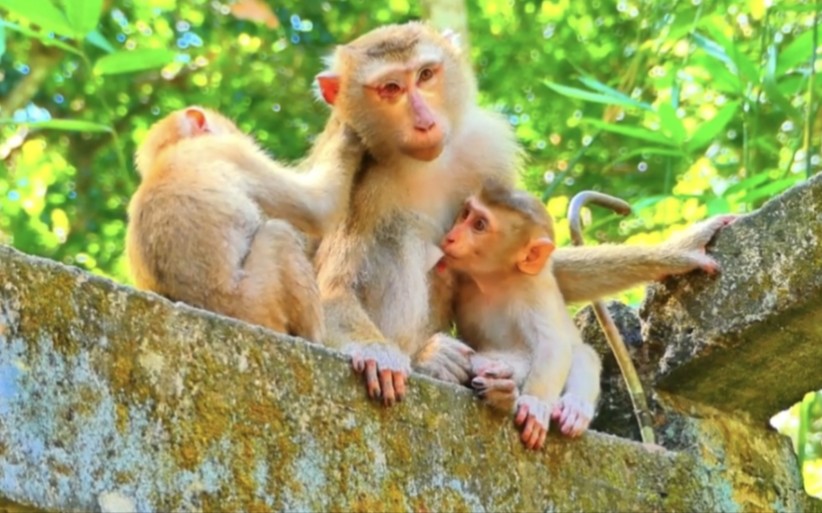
[311,21,733,405]
[437,181,601,449]
[126,106,363,341]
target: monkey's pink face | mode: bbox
[440,198,499,274]
[364,61,448,161]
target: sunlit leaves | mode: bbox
[93,49,177,75]
[0,119,112,132]
[0,0,74,38]
[62,0,103,37]
[685,101,740,152]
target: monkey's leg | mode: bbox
[236,219,323,342]
[553,343,602,437]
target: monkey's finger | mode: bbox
[537,426,548,449]
[393,372,407,402]
[515,404,530,426]
[440,357,471,384]
[521,416,537,446]
[380,370,396,406]
[561,410,580,435]
[352,354,365,373]
[365,360,381,399]
[526,423,543,450]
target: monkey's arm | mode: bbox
[553,215,735,302]
[241,120,364,237]
[317,233,411,406]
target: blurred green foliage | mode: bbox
[0,0,820,497]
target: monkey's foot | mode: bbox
[344,342,410,406]
[514,395,552,451]
[551,393,594,438]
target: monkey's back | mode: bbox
[125,158,263,308]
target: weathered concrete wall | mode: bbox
[0,245,818,512]
[642,172,822,423]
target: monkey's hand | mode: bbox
[551,393,595,438]
[661,215,737,276]
[344,342,410,406]
[413,333,475,385]
[471,359,519,413]
[514,395,553,451]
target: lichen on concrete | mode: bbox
[641,172,822,423]
[0,243,818,512]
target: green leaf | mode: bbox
[763,44,801,118]
[685,101,740,152]
[545,81,649,111]
[658,103,686,145]
[722,172,771,197]
[62,0,103,37]
[702,24,760,86]
[612,146,687,164]
[85,29,114,53]
[582,118,678,146]
[93,49,177,75]
[707,197,731,215]
[0,18,5,60]
[0,118,113,133]
[776,28,817,75]
[0,19,83,56]
[0,0,74,38]
[743,177,803,204]
[576,76,654,111]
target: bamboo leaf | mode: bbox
[93,49,177,75]
[583,118,677,146]
[85,29,114,53]
[776,28,816,75]
[545,81,649,111]
[0,118,113,133]
[0,19,83,56]
[764,44,801,118]
[0,0,74,37]
[612,147,687,164]
[658,103,686,145]
[576,76,654,111]
[686,101,740,152]
[62,0,103,37]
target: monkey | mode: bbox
[126,106,363,342]
[436,181,602,449]
[310,21,733,406]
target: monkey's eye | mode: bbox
[418,67,435,83]
[459,207,470,220]
[379,82,403,99]
[473,218,488,232]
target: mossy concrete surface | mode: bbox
[642,173,822,423]
[0,244,817,512]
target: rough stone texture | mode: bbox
[641,172,822,423]
[0,244,819,512]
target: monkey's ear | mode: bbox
[441,28,462,49]
[183,107,209,134]
[517,237,554,275]
[316,71,341,105]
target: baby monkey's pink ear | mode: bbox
[517,237,555,275]
[183,106,209,134]
[316,71,341,105]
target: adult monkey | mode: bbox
[313,22,726,406]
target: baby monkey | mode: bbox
[438,181,601,450]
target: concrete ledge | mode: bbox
[0,245,816,512]
[641,173,822,423]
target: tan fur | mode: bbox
[311,21,731,406]
[126,107,363,342]
[442,185,601,447]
